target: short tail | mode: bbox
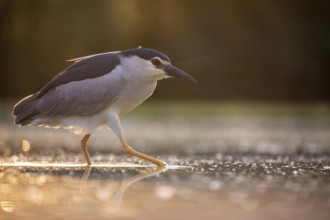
[12,94,39,125]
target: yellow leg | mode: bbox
[120,139,166,167]
[80,134,92,165]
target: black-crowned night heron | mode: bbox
[12,47,197,167]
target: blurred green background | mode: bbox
[0,0,329,102]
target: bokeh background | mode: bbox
[1,2,330,219]
[1,0,329,102]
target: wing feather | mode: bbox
[36,52,121,98]
[13,52,124,124]
[37,73,125,116]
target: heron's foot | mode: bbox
[121,141,166,167]
[139,154,167,168]
[147,156,167,167]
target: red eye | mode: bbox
[151,58,161,67]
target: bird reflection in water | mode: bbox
[79,165,166,212]
[0,162,190,215]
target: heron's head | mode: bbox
[120,47,197,83]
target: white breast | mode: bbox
[109,55,161,115]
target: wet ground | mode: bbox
[0,102,330,220]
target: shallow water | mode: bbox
[0,153,329,220]
[1,103,330,220]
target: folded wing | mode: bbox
[13,52,124,125]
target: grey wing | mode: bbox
[13,52,123,124]
[36,52,121,98]
[36,74,126,116]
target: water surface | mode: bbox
[0,102,329,220]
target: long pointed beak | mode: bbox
[164,64,197,84]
